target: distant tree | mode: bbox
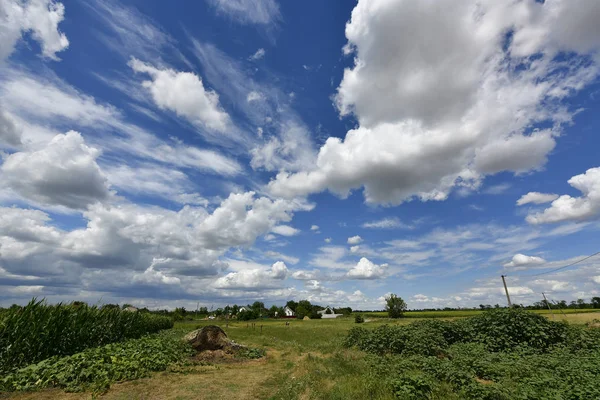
[557,300,568,309]
[231,305,239,315]
[296,305,310,319]
[298,300,312,311]
[334,307,353,316]
[102,304,120,310]
[592,297,600,309]
[325,307,333,314]
[174,307,187,317]
[251,301,265,315]
[122,303,133,310]
[385,294,407,318]
[237,309,258,321]
[268,305,282,318]
[569,301,578,309]
[577,299,586,309]
[355,314,364,323]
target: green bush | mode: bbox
[0,330,192,393]
[344,309,577,356]
[0,299,173,374]
[354,314,365,323]
[464,308,568,352]
[345,309,600,399]
[390,373,436,399]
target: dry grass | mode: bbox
[543,311,600,324]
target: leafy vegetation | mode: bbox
[0,299,173,374]
[344,308,600,399]
[355,314,365,323]
[0,330,192,394]
[385,294,407,318]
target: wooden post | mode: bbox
[501,275,512,307]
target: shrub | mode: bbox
[0,299,173,374]
[355,314,365,323]
[344,309,589,356]
[390,373,436,399]
[463,308,568,352]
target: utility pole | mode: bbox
[542,292,555,320]
[501,275,512,307]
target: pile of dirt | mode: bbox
[184,325,232,351]
[183,325,248,355]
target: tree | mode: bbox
[325,307,333,314]
[237,309,258,321]
[296,305,310,319]
[268,305,282,318]
[385,294,407,318]
[577,298,586,309]
[592,297,600,309]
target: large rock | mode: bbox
[184,325,231,351]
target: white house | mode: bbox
[238,306,248,313]
[283,305,295,317]
[317,306,343,319]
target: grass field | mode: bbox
[3,310,600,399]
[361,308,600,319]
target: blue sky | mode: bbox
[1,0,600,310]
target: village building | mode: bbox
[283,305,295,317]
[317,306,343,319]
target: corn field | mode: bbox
[0,299,173,374]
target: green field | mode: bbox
[360,308,600,319]
[2,308,600,399]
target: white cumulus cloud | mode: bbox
[129,58,232,136]
[525,167,600,224]
[0,0,69,61]
[271,225,300,237]
[269,0,600,205]
[347,235,362,245]
[213,261,288,289]
[347,257,387,280]
[1,131,110,209]
[517,192,560,206]
[504,254,546,268]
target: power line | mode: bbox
[509,251,600,278]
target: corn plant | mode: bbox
[0,299,173,374]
